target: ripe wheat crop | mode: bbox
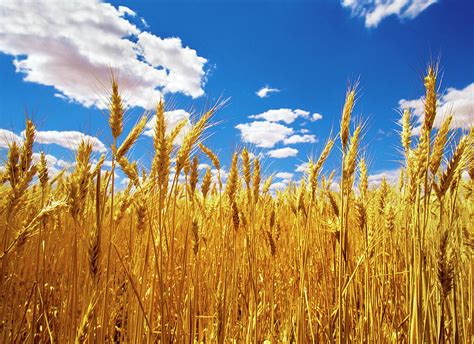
[0,65,473,343]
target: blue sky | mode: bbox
[0,0,473,188]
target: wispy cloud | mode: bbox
[117,5,136,17]
[399,82,474,135]
[0,0,207,110]
[267,147,298,158]
[342,0,437,27]
[256,85,280,98]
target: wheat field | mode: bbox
[0,66,473,343]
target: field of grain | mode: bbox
[0,66,473,343]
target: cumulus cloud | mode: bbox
[275,172,294,179]
[269,181,288,191]
[342,0,437,27]
[102,160,113,168]
[237,107,322,148]
[250,108,309,124]
[0,0,207,110]
[120,177,131,186]
[311,113,323,121]
[33,152,72,168]
[267,147,298,158]
[329,182,340,192]
[198,163,210,170]
[295,162,310,173]
[399,82,474,135]
[247,151,264,160]
[235,121,294,148]
[32,152,73,176]
[91,157,113,171]
[0,129,23,148]
[28,130,107,152]
[1,128,106,153]
[212,168,228,178]
[368,168,400,187]
[210,167,229,184]
[137,32,206,98]
[119,174,141,188]
[18,152,81,179]
[144,109,192,145]
[283,134,317,144]
[256,85,280,98]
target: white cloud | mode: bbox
[267,147,298,158]
[102,160,113,168]
[144,109,192,145]
[283,134,317,144]
[247,152,264,160]
[118,6,136,17]
[250,108,309,124]
[275,172,294,179]
[137,32,207,98]
[0,129,23,148]
[311,113,323,121]
[1,128,106,153]
[269,182,287,190]
[329,182,340,192]
[237,107,321,147]
[32,152,72,169]
[25,130,107,153]
[31,152,73,176]
[295,162,310,173]
[141,18,149,28]
[120,177,131,185]
[211,167,229,184]
[198,163,210,170]
[342,0,437,28]
[368,168,400,187]
[235,121,293,148]
[91,157,113,171]
[399,82,474,135]
[256,86,280,98]
[0,0,207,110]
